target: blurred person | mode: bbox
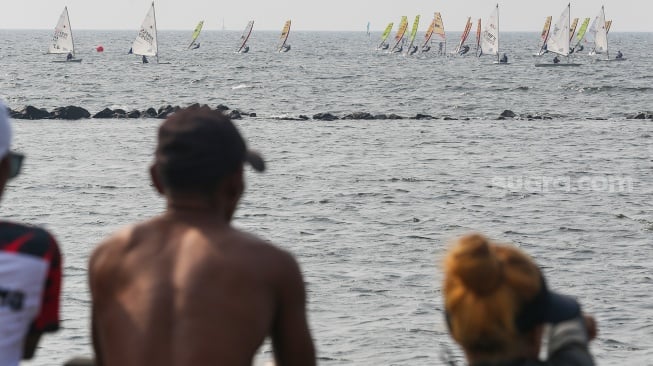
[89,107,315,366]
[0,100,62,365]
[442,234,597,366]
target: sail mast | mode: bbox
[66,7,76,57]
[603,6,609,59]
[152,2,159,63]
[496,4,500,63]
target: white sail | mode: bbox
[48,7,75,54]
[593,6,609,56]
[237,20,254,53]
[132,2,158,57]
[546,4,571,57]
[584,16,598,50]
[480,4,499,58]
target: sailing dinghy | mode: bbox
[478,4,507,64]
[377,22,394,50]
[454,17,473,55]
[570,18,590,53]
[404,15,420,55]
[593,7,625,61]
[534,16,552,56]
[132,2,168,64]
[277,20,291,52]
[535,4,581,67]
[389,16,408,53]
[237,21,254,53]
[188,20,204,49]
[474,18,482,57]
[49,7,81,63]
[421,12,446,53]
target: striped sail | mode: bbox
[480,4,499,59]
[132,2,157,57]
[404,15,420,54]
[237,20,254,52]
[546,4,571,57]
[421,17,436,49]
[390,16,408,52]
[606,20,612,34]
[49,7,75,54]
[188,20,204,49]
[455,17,472,53]
[536,16,552,55]
[377,22,394,49]
[277,20,291,52]
[475,18,482,55]
[569,18,579,41]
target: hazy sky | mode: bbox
[2,0,651,32]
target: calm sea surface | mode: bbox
[1,30,652,365]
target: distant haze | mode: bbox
[2,0,651,32]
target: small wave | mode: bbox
[231,84,251,90]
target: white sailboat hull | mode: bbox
[534,63,582,67]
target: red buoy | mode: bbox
[96,45,104,52]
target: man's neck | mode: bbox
[165,197,232,226]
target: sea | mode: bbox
[1,30,652,365]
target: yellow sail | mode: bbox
[377,22,394,49]
[277,20,291,52]
[537,16,552,55]
[188,20,204,49]
[389,16,408,52]
[434,12,445,38]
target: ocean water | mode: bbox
[0,30,652,365]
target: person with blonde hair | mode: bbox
[442,234,597,365]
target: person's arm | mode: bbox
[546,315,597,366]
[271,252,316,366]
[24,232,62,359]
[88,245,108,366]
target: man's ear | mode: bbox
[150,164,165,195]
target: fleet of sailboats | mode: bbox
[48,7,81,62]
[535,4,581,67]
[42,4,625,67]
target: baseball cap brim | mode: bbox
[246,150,265,172]
[541,290,581,324]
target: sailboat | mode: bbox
[478,4,506,64]
[237,21,254,53]
[277,20,291,52]
[535,4,581,67]
[389,16,408,53]
[593,7,624,61]
[48,7,81,62]
[570,18,590,53]
[377,22,394,50]
[431,12,446,54]
[404,15,420,56]
[187,20,204,50]
[132,2,167,64]
[454,17,473,55]
[534,16,552,56]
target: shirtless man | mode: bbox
[89,107,316,366]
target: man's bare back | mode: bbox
[89,107,315,366]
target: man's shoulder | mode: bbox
[0,221,60,260]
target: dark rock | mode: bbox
[374,114,388,120]
[343,112,375,120]
[127,110,141,118]
[414,113,433,120]
[249,112,257,117]
[497,117,506,120]
[543,116,553,120]
[93,108,114,119]
[144,107,158,118]
[500,110,516,118]
[157,105,175,119]
[229,110,242,120]
[187,103,201,110]
[50,106,90,120]
[387,114,403,120]
[298,115,309,120]
[312,113,338,121]
[532,115,543,120]
[216,104,229,112]
[15,105,51,120]
[443,116,458,120]
[633,113,646,119]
